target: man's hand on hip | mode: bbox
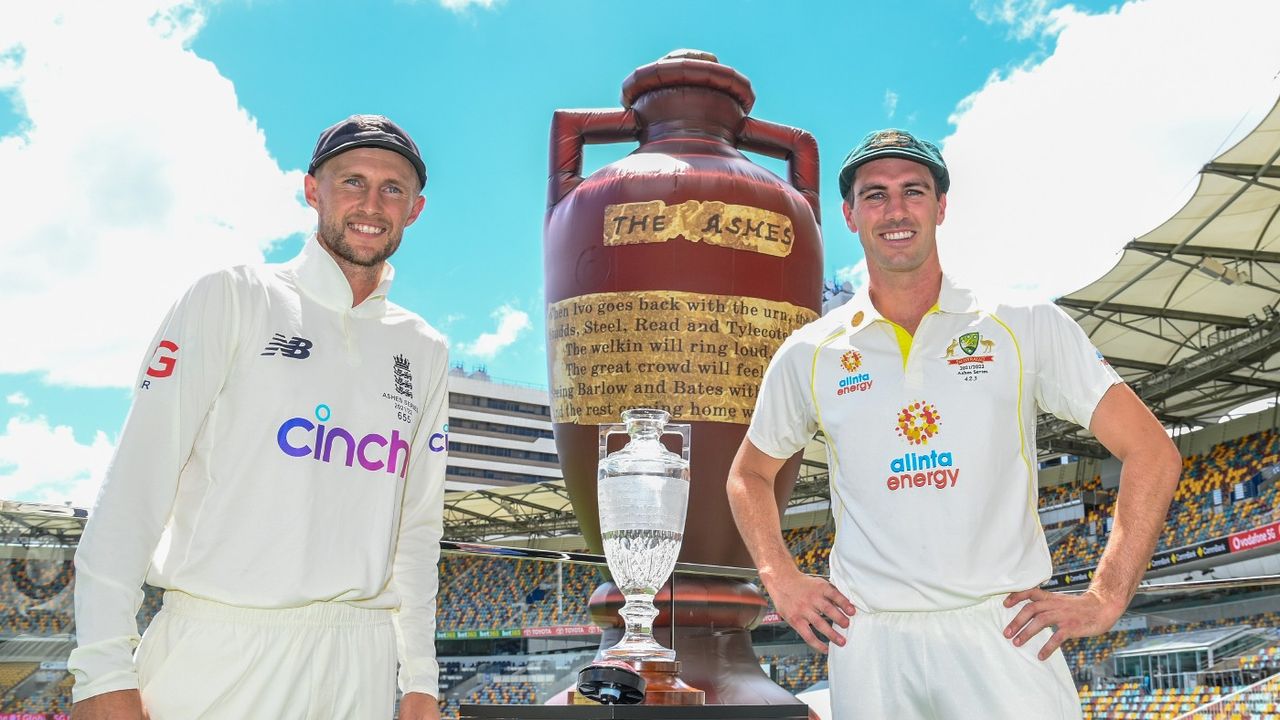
[765,568,857,654]
[1003,587,1125,661]
[71,689,148,720]
[398,691,442,720]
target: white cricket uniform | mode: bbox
[748,275,1121,719]
[69,236,449,717]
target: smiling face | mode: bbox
[304,147,425,269]
[843,156,947,279]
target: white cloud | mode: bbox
[0,416,114,508]
[835,259,869,291]
[438,0,500,11]
[458,305,531,359]
[0,1,313,388]
[884,90,899,119]
[940,0,1280,302]
[971,0,1059,40]
[6,392,29,407]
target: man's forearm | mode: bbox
[1087,444,1181,610]
[727,467,799,584]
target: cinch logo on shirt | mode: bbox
[429,423,448,453]
[276,404,410,478]
[835,349,874,396]
[887,400,960,491]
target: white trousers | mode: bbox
[137,591,397,719]
[827,595,1082,720]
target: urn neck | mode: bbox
[633,88,743,146]
[622,408,670,441]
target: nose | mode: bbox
[358,187,383,215]
[883,192,908,223]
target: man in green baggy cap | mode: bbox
[730,128,1180,718]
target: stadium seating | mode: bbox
[435,555,597,630]
[5,428,1280,719]
[1051,429,1279,572]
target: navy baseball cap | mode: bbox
[308,114,427,189]
[838,128,949,200]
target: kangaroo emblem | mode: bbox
[945,339,958,358]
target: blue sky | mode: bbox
[2,0,1279,506]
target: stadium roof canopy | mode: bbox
[0,501,85,549]
[1111,625,1259,657]
[1044,97,1280,458]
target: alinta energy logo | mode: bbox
[887,400,959,491]
[835,349,873,397]
[276,403,412,478]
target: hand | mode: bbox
[1003,587,1125,661]
[398,692,441,720]
[72,689,149,719]
[765,569,857,654]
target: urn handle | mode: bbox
[736,117,821,224]
[548,108,640,207]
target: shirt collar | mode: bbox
[937,274,979,313]
[837,272,979,336]
[289,235,394,313]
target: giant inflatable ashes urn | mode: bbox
[544,50,822,705]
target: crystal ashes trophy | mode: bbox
[596,408,691,662]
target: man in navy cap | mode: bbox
[70,115,446,720]
[729,129,1179,718]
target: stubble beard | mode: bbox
[317,216,401,269]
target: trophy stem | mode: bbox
[601,593,675,661]
[620,594,658,637]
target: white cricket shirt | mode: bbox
[748,275,1121,612]
[69,237,449,701]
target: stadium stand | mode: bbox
[1053,429,1280,573]
[5,428,1280,719]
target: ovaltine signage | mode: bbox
[1229,521,1280,552]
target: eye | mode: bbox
[383,185,404,195]
[905,188,924,197]
[343,177,362,188]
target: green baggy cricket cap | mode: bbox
[838,128,950,200]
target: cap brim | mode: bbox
[309,139,427,188]
[838,148,948,198]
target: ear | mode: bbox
[936,193,947,226]
[404,193,427,227]
[303,174,320,211]
[842,200,858,234]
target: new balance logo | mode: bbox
[262,333,314,359]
